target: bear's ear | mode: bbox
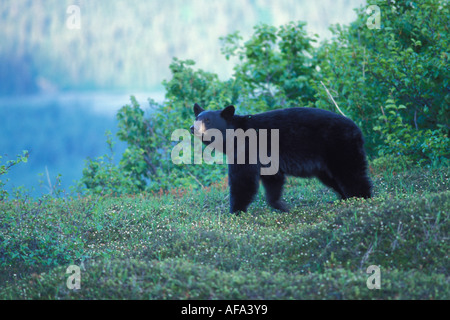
[193,103,204,117]
[221,105,235,120]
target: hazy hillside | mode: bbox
[0,0,366,94]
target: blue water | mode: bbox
[0,91,163,198]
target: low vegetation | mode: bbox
[1,164,448,299]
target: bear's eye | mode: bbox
[204,119,210,124]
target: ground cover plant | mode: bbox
[0,164,448,299]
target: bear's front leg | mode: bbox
[228,164,260,214]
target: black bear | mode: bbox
[190,103,372,214]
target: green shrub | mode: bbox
[77,131,140,196]
[220,21,319,110]
[0,151,29,201]
[373,99,449,166]
[313,0,449,156]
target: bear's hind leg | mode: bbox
[338,172,372,199]
[317,172,347,199]
[261,172,289,212]
[326,145,372,200]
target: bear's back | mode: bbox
[232,107,365,177]
[239,107,360,140]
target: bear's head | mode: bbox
[190,103,235,138]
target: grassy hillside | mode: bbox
[0,164,448,299]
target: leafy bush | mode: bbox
[220,21,318,110]
[373,99,449,166]
[313,0,449,155]
[77,131,140,196]
[0,151,29,201]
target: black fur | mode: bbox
[191,104,372,214]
